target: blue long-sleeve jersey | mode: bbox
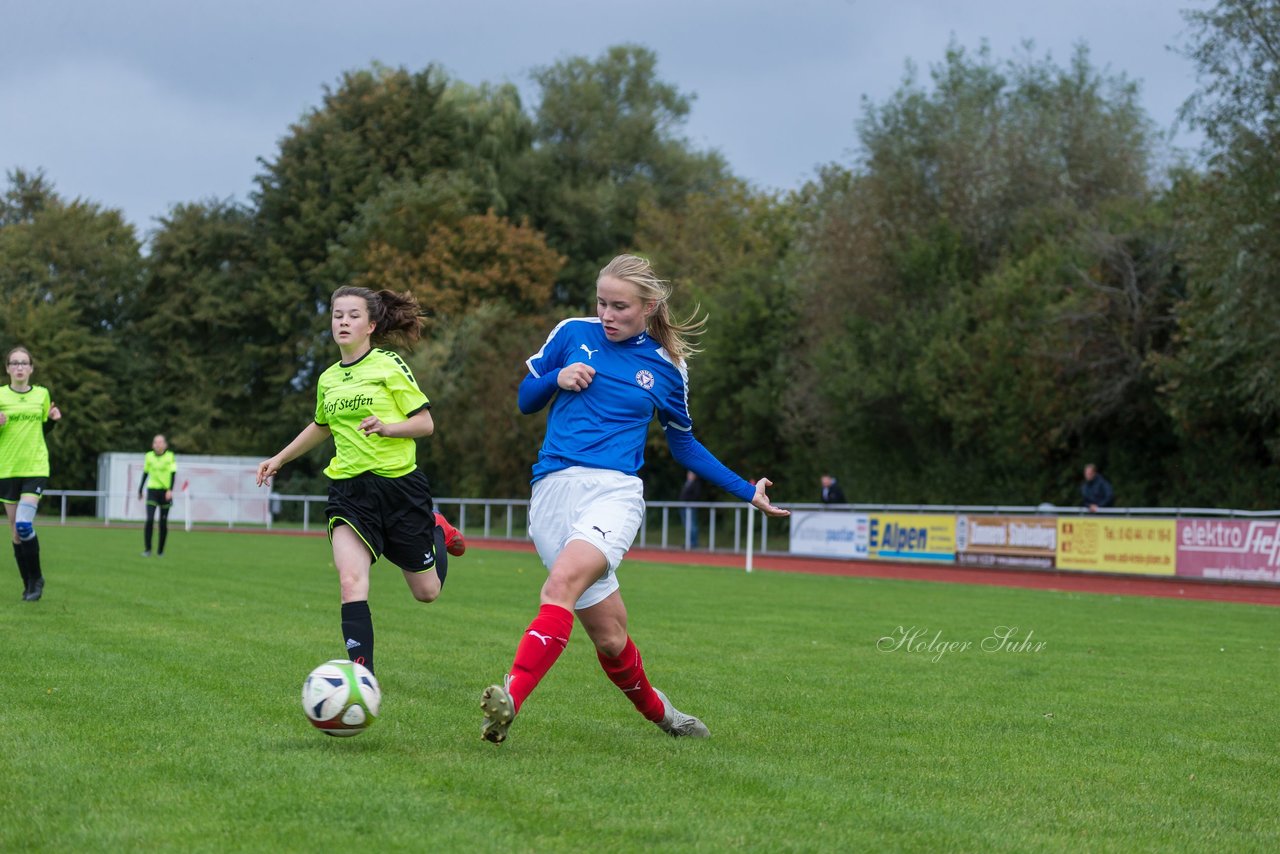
[521,317,755,503]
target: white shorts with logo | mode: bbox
[529,466,645,610]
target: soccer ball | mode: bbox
[301,660,381,737]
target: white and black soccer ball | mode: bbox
[302,660,381,737]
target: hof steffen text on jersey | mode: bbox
[323,394,376,417]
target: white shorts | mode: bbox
[529,467,645,610]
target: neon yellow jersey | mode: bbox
[0,384,53,478]
[315,348,430,479]
[143,450,177,490]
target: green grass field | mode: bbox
[3,527,1277,852]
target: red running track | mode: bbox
[475,539,1280,607]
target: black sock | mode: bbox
[21,536,41,581]
[14,542,29,592]
[433,526,448,586]
[144,506,155,551]
[341,600,374,675]
[158,509,169,554]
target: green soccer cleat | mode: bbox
[480,683,515,744]
[654,689,709,738]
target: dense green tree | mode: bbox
[252,66,535,433]
[786,43,1167,504]
[132,200,308,458]
[0,170,143,488]
[919,201,1183,504]
[518,44,730,304]
[255,66,528,272]
[1155,0,1280,505]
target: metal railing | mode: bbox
[42,490,782,554]
[39,490,1280,558]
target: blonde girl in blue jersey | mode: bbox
[256,287,464,676]
[0,346,62,601]
[479,254,789,744]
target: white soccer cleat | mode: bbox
[654,688,710,738]
[480,682,516,744]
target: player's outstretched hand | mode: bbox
[751,478,789,517]
[256,458,280,487]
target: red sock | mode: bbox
[598,636,665,722]
[507,604,573,712]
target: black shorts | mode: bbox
[326,469,440,573]
[0,477,46,503]
[144,488,173,508]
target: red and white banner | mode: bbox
[1176,519,1280,583]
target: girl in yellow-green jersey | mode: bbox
[0,346,62,601]
[138,434,177,556]
[256,287,464,676]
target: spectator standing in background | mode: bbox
[678,470,702,548]
[1080,463,1115,512]
[138,434,177,557]
[820,474,847,505]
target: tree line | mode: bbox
[2,2,1277,509]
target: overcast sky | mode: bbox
[1,0,1208,237]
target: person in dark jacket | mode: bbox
[678,470,702,548]
[1081,463,1115,512]
[820,474,847,505]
